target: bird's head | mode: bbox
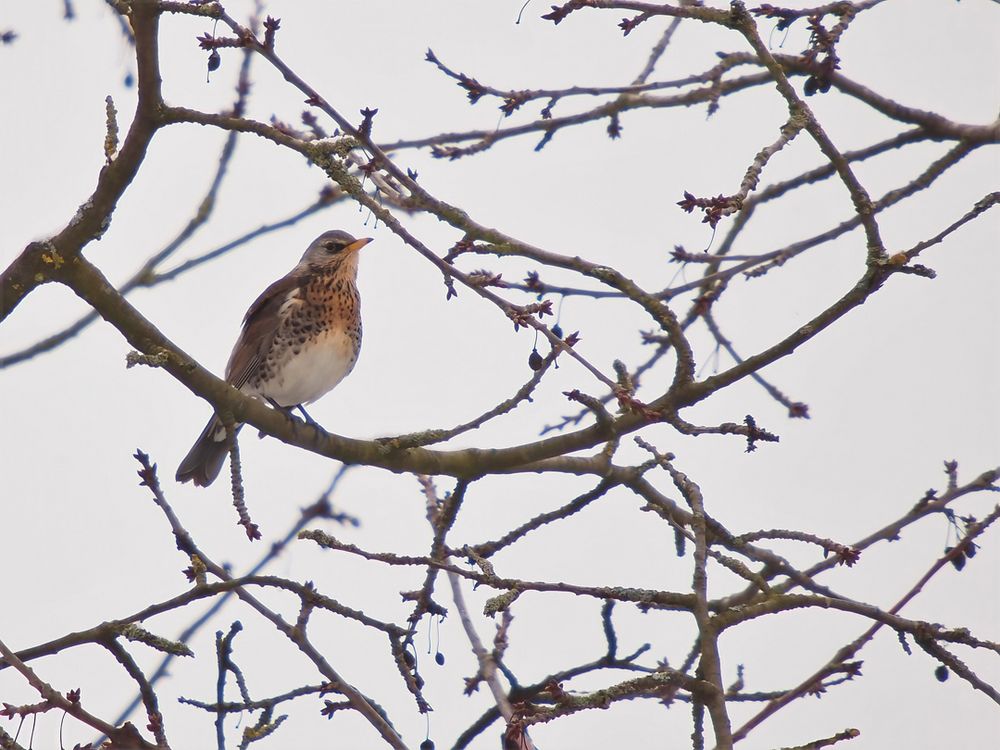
[299,230,373,273]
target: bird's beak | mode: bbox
[345,237,373,254]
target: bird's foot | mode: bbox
[295,404,326,433]
[265,399,327,435]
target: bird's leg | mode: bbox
[266,397,287,414]
[262,397,297,435]
[264,398,325,436]
[295,404,321,428]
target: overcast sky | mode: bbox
[2,1,998,748]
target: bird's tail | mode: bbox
[176,416,241,487]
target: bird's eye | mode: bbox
[324,241,343,254]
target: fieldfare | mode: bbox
[176,230,372,487]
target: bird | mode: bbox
[176,230,373,487]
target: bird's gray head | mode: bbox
[298,230,373,272]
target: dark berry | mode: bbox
[528,349,543,370]
[207,50,221,72]
[435,652,445,666]
[552,324,563,338]
[934,665,949,682]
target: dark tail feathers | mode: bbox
[176,417,240,487]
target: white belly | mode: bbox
[254,328,358,407]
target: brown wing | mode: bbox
[224,272,302,389]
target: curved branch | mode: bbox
[1,0,163,322]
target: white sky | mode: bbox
[1,1,998,748]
